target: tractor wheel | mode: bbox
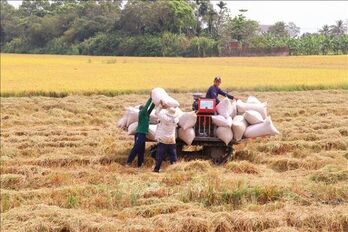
[204,146,233,165]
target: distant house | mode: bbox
[259,24,301,37]
[259,24,271,34]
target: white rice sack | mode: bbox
[146,124,157,141]
[151,88,179,107]
[236,100,267,119]
[231,101,237,118]
[244,117,280,138]
[162,96,180,108]
[232,115,248,141]
[216,97,233,118]
[151,88,168,106]
[247,96,262,104]
[216,127,233,145]
[244,110,264,125]
[127,122,138,135]
[178,128,195,145]
[179,111,197,130]
[212,115,232,127]
[177,108,184,118]
[117,115,128,129]
[126,107,139,127]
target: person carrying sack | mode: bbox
[153,107,180,172]
[126,97,155,167]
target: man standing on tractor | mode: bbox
[153,106,180,173]
[206,76,235,104]
[126,97,155,168]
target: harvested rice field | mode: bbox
[1,90,348,231]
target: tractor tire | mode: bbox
[204,146,233,165]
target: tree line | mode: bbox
[1,0,347,57]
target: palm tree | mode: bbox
[330,20,345,36]
[217,1,226,11]
[319,24,330,36]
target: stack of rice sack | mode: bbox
[213,96,279,144]
[177,111,197,145]
[211,98,235,145]
[237,96,279,139]
[117,88,197,145]
[117,105,158,140]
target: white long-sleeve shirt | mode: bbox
[155,109,179,144]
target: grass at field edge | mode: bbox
[1,83,347,98]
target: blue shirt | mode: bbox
[206,85,234,104]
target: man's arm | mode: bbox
[144,97,152,109]
[217,88,234,100]
[140,97,153,114]
[147,103,155,115]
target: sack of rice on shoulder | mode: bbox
[178,127,195,145]
[151,88,179,108]
[232,115,248,141]
[151,88,168,105]
[212,115,232,127]
[216,127,233,145]
[244,117,279,138]
[162,95,180,108]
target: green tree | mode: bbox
[213,1,229,39]
[194,0,210,35]
[319,25,330,36]
[330,20,345,36]
[189,36,218,57]
[268,21,289,38]
[167,0,195,34]
[287,22,300,37]
[0,1,20,46]
[19,0,50,17]
[224,10,259,43]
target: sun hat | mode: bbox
[165,107,179,118]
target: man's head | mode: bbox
[213,76,221,87]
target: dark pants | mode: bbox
[127,133,146,167]
[154,143,177,171]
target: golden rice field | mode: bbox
[1,54,348,231]
[1,91,348,231]
[1,53,348,96]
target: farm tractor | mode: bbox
[150,93,238,164]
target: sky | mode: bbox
[7,0,348,34]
